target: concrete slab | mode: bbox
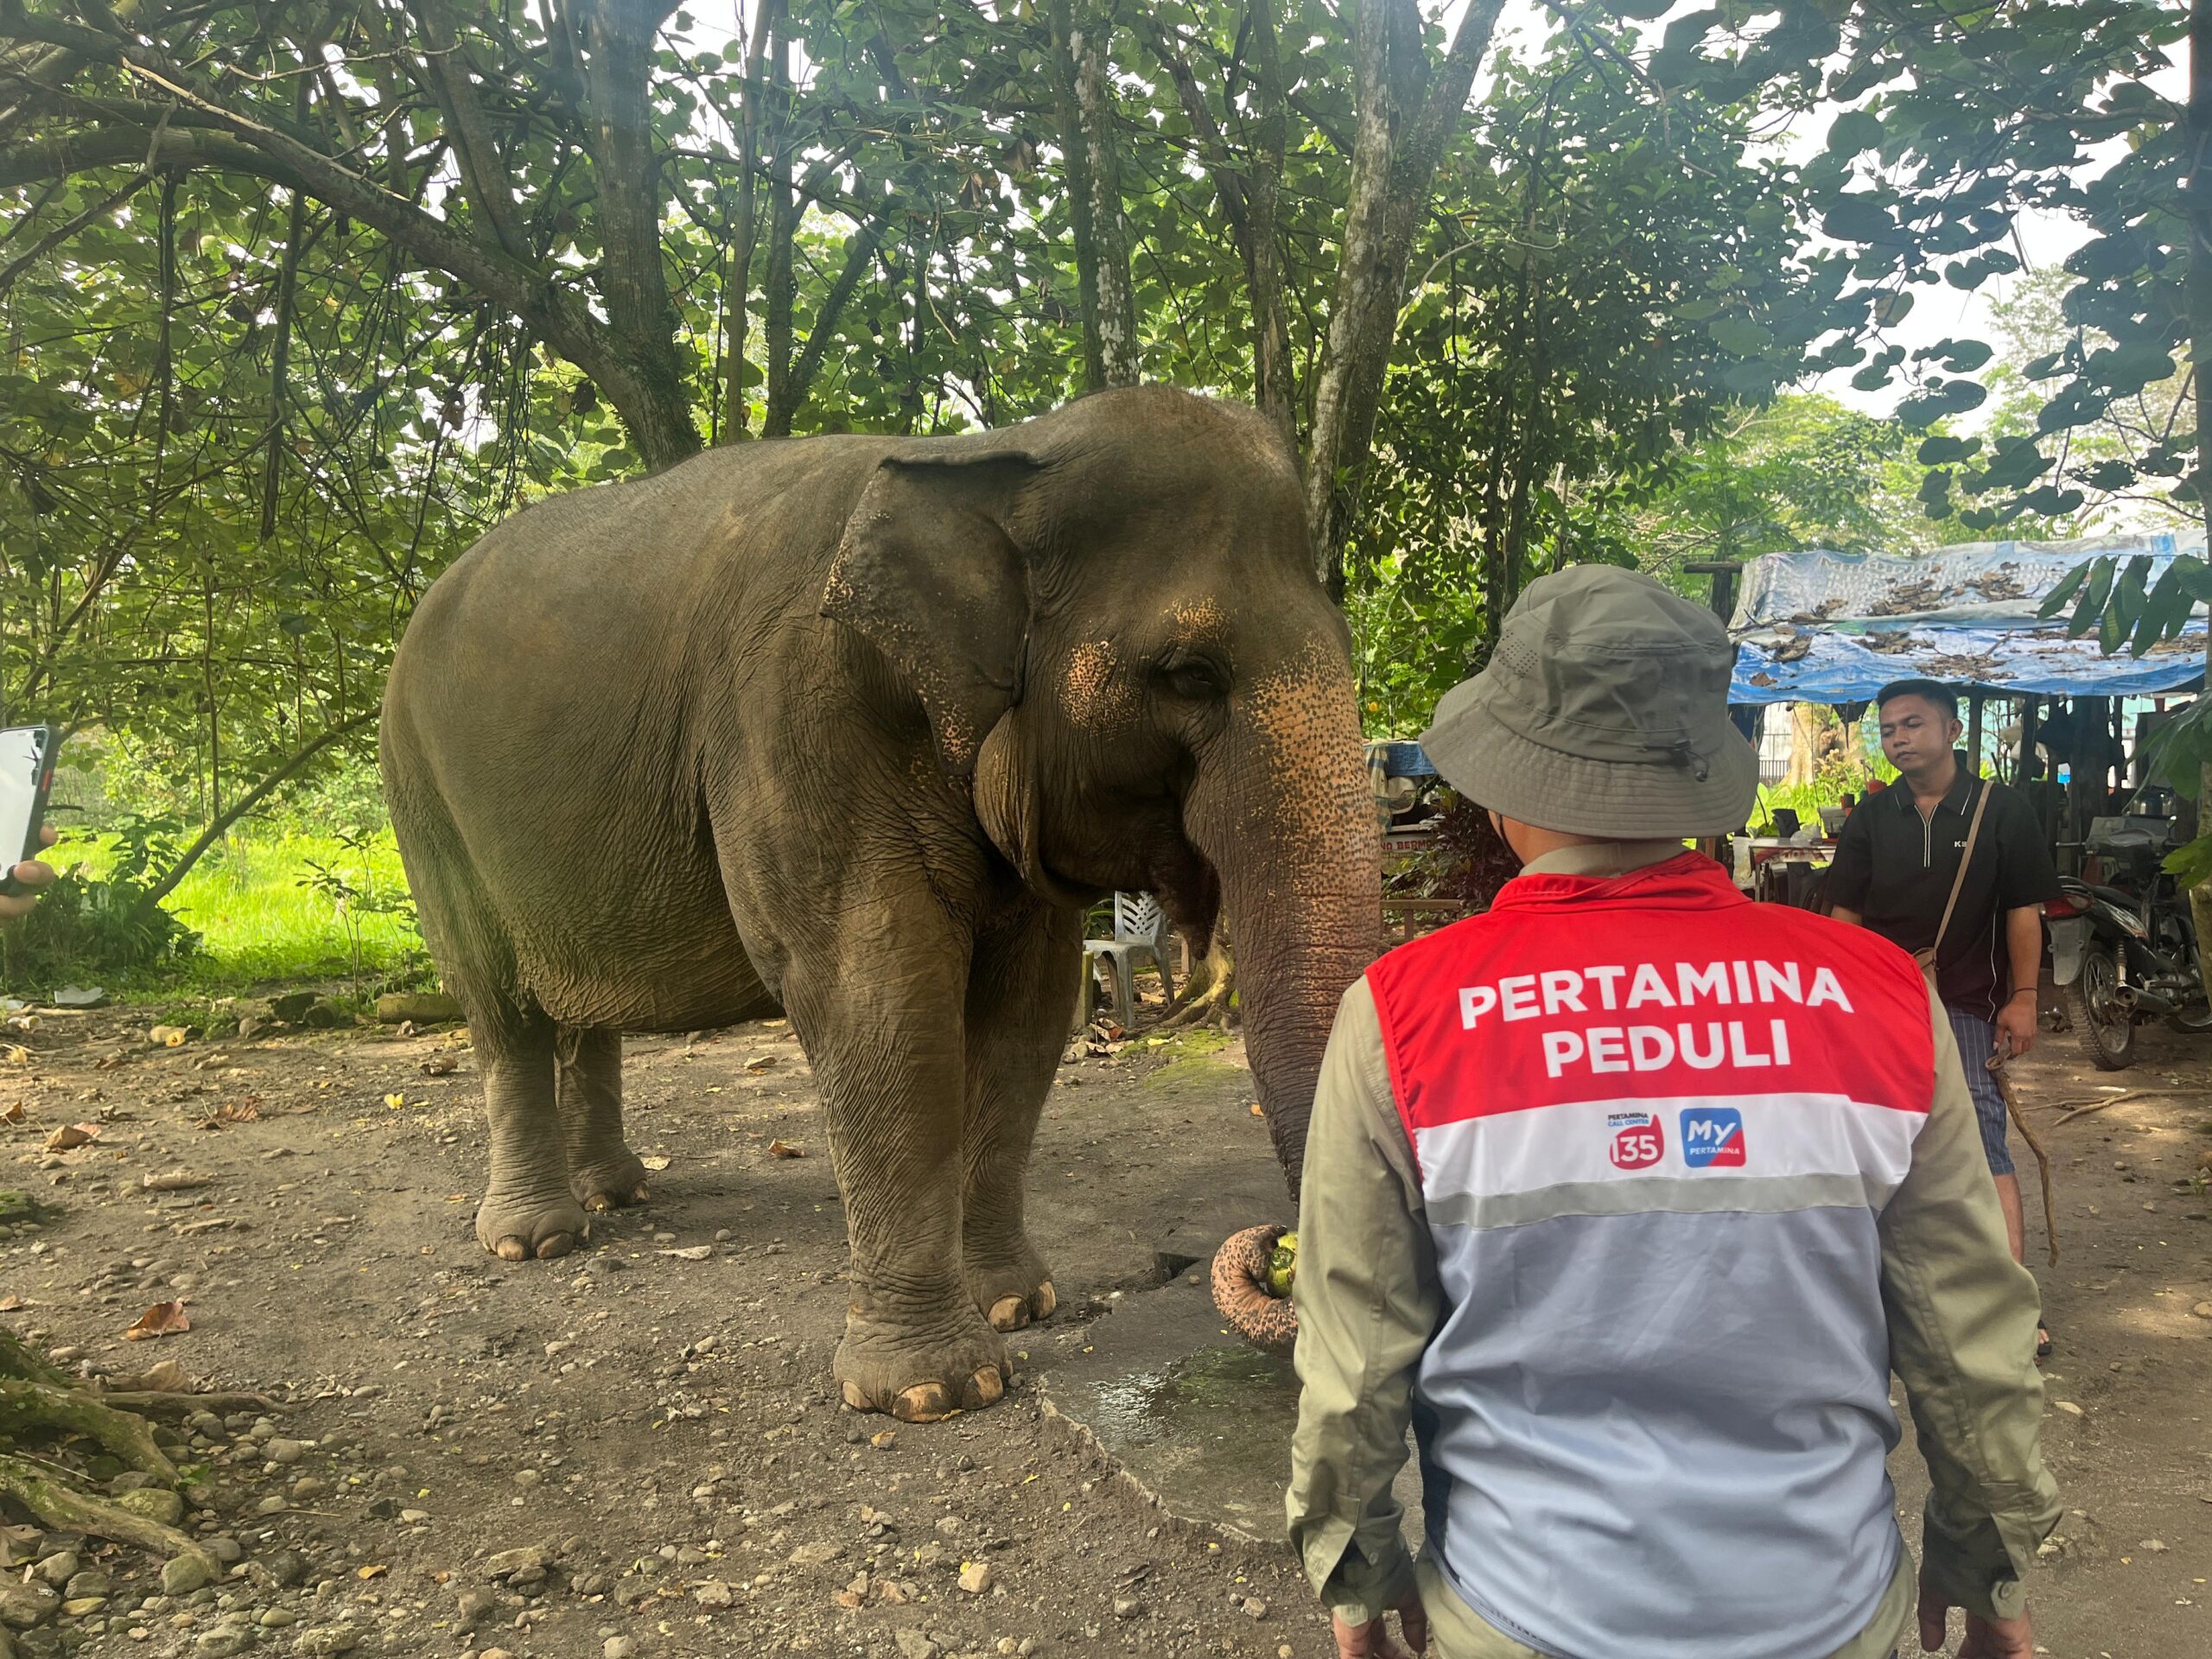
[1041,1270,1421,1547]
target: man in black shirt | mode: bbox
[1828,681,2061,1319]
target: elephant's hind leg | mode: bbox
[556,1027,649,1214]
[474,1007,590,1261]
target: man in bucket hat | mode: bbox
[1286,568,2056,1659]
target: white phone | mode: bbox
[0,726,56,896]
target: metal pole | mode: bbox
[1967,693,1984,775]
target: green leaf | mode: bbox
[2065,557,2114,639]
[1707,317,1774,355]
[1821,198,1898,244]
[1825,111,1883,157]
[1916,434,1978,466]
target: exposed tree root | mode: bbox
[1162,936,1237,1030]
[0,1452,217,1579]
[0,1380,177,1482]
[0,1325,242,1581]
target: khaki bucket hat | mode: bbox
[1421,565,1759,838]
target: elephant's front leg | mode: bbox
[963,909,1080,1332]
[785,921,1010,1423]
[556,1027,650,1214]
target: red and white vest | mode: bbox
[1363,852,1934,1659]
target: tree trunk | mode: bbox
[565,0,699,468]
[1242,1,1297,448]
[1305,0,1505,597]
[761,26,799,438]
[720,0,782,440]
[1049,1,1139,391]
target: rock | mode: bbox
[2142,1538,2170,1552]
[253,1497,287,1516]
[257,1611,297,1630]
[289,1477,329,1503]
[1111,1598,1143,1619]
[298,998,352,1029]
[479,1651,515,1659]
[1239,1596,1268,1619]
[113,1490,185,1527]
[375,991,463,1024]
[603,1641,638,1659]
[58,1577,107,1605]
[2052,1400,2085,1417]
[258,1549,308,1590]
[692,1581,734,1610]
[454,1589,497,1629]
[957,1562,994,1595]
[263,1439,306,1465]
[482,1546,551,1580]
[2192,1301,2212,1320]
[59,1601,105,1619]
[192,1630,249,1657]
[398,1510,428,1525]
[30,1558,77,1592]
[160,1557,214,1597]
[787,1541,842,1568]
[297,1629,362,1658]
[894,1632,942,1659]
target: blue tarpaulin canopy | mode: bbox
[1726,535,2208,704]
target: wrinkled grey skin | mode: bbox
[380,386,1380,1421]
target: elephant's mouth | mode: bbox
[1147,841,1222,951]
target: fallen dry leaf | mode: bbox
[0,1296,25,1313]
[0,1102,22,1123]
[639,1154,672,1172]
[142,1171,210,1192]
[418,1054,460,1077]
[383,1092,405,1109]
[767,1139,804,1160]
[744,1056,777,1073]
[3,1045,29,1065]
[43,1122,100,1151]
[356,1565,388,1581]
[122,1300,191,1342]
[1249,1103,1266,1117]
[195,1100,260,1129]
[110,1357,190,1392]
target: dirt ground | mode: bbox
[0,984,2208,1659]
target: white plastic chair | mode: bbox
[1083,893,1175,1022]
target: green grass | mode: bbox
[54,825,428,995]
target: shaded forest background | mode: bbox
[0,0,2196,988]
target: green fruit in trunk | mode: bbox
[1268,1230,1298,1299]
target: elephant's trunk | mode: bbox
[1186,638,1382,1201]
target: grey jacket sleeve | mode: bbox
[1284,978,1441,1625]
[1879,982,2061,1620]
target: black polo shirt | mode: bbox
[1826,754,2061,1022]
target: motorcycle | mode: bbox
[2048,801,2212,1070]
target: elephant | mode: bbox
[379,385,1382,1421]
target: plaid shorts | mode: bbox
[1946,1007,2014,1177]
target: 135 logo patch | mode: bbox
[1679,1106,1746,1168]
[1607,1109,1664,1171]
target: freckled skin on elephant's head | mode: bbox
[968,393,1380,1184]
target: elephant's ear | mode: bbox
[823,448,1044,779]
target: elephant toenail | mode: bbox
[893,1383,954,1423]
[1033,1281,1058,1319]
[494,1236,529,1262]
[988,1295,1030,1332]
[583,1193,614,1213]
[629,1183,651,1205]
[840,1379,869,1411]
[536,1232,575,1260]
[968,1367,1005,1408]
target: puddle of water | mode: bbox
[1072,1344,1303,1530]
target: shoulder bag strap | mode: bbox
[1917,776,1993,971]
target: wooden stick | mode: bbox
[2052,1091,2139,1127]
[1991,1062,2059,1267]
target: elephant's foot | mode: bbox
[835,1308,1011,1424]
[569,1149,651,1215]
[475,1190,590,1262]
[965,1238,1057,1332]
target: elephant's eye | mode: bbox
[1159,652,1230,701]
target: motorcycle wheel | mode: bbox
[2066,945,2135,1070]
[2166,1001,2212,1036]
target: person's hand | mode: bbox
[1993,991,2037,1061]
[0,826,57,921]
[1918,1584,2034,1656]
[1332,1586,1427,1659]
